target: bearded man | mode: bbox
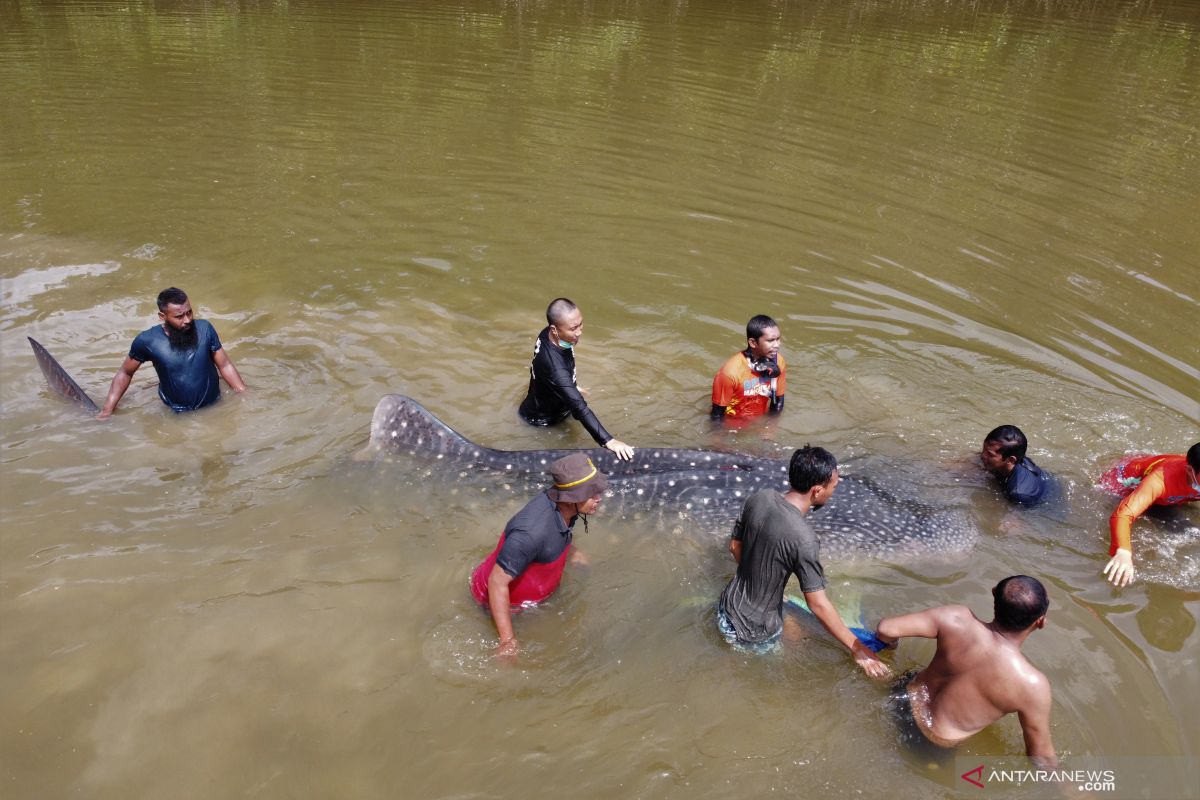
[97,287,245,418]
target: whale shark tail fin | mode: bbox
[367,394,487,463]
[28,337,100,413]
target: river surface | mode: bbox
[2,1,1198,798]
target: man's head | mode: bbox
[980,425,1028,478]
[547,452,607,514]
[156,287,197,351]
[745,314,781,361]
[1186,443,1200,488]
[788,445,839,507]
[546,298,583,348]
[992,575,1049,633]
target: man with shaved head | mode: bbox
[875,576,1058,767]
[518,297,634,461]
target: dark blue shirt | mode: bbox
[1002,457,1052,506]
[129,319,224,412]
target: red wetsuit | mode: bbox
[1099,454,1200,555]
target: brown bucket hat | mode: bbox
[546,453,608,503]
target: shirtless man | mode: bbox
[875,576,1058,768]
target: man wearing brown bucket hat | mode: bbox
[470,452,608,658]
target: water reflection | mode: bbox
[2,0,1198,797]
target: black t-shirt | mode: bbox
[495,492,575,579]
[1002,457,1052,506]
[517,326,612,446]
[129,319,223,411]
[719,490,826,644]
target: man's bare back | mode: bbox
[877,577,1057,767]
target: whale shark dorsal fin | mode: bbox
[27,336,100,413]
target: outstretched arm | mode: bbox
[96,357,142,419]
[875,607,944,647]
[544,361,633,459]
[212,348,246,393]
[804,589,891,680]
[1104,471,1164,586]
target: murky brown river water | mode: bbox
[2,1,1198,797]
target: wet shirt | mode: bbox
[1106,454,1200,554]
[1001,457,1052,506]
[517,326,612,446]
[719,490,826,644]
[129,319,223,411]
[711,352,787,418]
[494,491,574,579]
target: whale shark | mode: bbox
[366,394,976,560]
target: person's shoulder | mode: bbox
[717,351,745,374]
[1010,658,1052,705]
[748,488,785,507]
[130,325,162,354]
[1005,459,1049,504]
[930,604,980,634]
[510,491,556,526]
[939,604,976,621]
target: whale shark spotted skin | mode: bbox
[367,394,976,560]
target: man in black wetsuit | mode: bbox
[518,298,635,461]
[97,287,246,419]
[980,425,1053,506]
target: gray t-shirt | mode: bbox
[719,490,826,644]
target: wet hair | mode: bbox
[746,314,778,341]
[984,425,1027,461]
[546,297,578,326]
[157,287,189,312]
[1188,443,1200,472]
[788,445,837,493]
[993,575,1048,632]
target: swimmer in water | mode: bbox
[979,425,1053,506]
[517,298,635,461]
[469,453,607,659]
[1099,443,1200,587]
[874,576,1058,769]
[96,287,245,419]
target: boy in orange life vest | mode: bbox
[1100,443,1200,587]
[470,453,607,658]
[711,315,786,420]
